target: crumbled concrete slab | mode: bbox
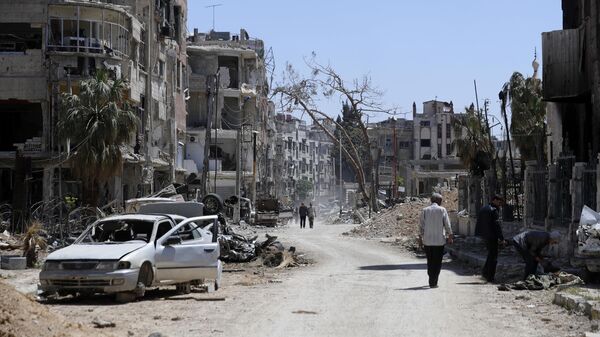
[554,288,600,320]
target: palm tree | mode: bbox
[59,70,139,206]
[453,104,493,177]
[500,71,546,163]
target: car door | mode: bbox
[154,216,220,283]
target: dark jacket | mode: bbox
[475,204,503,241]
[512,230,550,257]
[298,205,308,217]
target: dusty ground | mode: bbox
[1,219,596,337]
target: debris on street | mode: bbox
[0,280,109,337]
[498,272,584,291]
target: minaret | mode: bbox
[532,47,540,79]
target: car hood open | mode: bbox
[47,242,146,261]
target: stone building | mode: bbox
[273,114,335,201]
[367,117,414,197]
[544,0,600,163]
[185,29,275,202]
[409,100,467,195]
[0,0,188,209]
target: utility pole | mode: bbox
[201,75,213,196]
[252,130,257,208]
[339,135,343,216]
[145,0,154,194]
[233,128,241,223]
[205,4,222,31]
[213,71,219,194]
[392,114,398,200]
[483,98,497,194]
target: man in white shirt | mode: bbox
[419,193,454,288]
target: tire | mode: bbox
[138,262,154,287]
[584,267,600,284]
[203,193,224,215]
[115,291,136,303]
[214,280,219,291]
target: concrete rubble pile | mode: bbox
[498,272,583,291]
[577,206,600,254]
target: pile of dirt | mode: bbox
[0,281,110,337]
[346,188,459,241]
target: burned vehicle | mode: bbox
[255,198,279,226]
[39,213,222,302]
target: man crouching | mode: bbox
[419,193,454,288]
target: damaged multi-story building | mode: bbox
[409,100,467,195]
[0,0,188,209]
[367,117,414,197]
[273,114,336,201]
[185,29,276,204]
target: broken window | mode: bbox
[0,23,42,53]
[48,6,130,57]
[221,97,240,130]
[420,139,431,147]
[173,5,182,42]
[0,101,43,151]
[218,56,239,89]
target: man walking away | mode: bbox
[419,193,453,288]
[511,230,561,279]
[298,202,308,229]
[475,195,504,283]
[308,203,316,229]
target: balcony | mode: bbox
[542,28,588,101]
[47,3,132,59]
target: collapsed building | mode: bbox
[185,29,276,204]
[0,0,188,210]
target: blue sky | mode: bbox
[187,0,562,129]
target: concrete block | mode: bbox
[0,255,26,270]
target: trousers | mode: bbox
[300,216,306,228]
[424,245,445,287]
[482,239,499,282]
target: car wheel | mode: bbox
[214,279,220,291]
[138,262,154,287]
[115,291,136,303]
[203,193,223,215]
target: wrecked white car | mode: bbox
[39,213,222,302]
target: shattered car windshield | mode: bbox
[77,219,155,244]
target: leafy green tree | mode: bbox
[453,104,493,176]
[500,71,546,163]
[59,70,139,206]
[296,179,314,201]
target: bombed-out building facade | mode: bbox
[0,0,188,210]
[185,29,277,203]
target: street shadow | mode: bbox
[359,263,427,271]
[395,285,431,291]
[42,287,210,306]
[455,281,488,286]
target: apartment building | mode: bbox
[409,100,467,195]
[185,28,275,201]
[0,0,188,208]
[367,117,414,197]
[273,114,335,200]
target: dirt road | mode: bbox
[46,222,590,337]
